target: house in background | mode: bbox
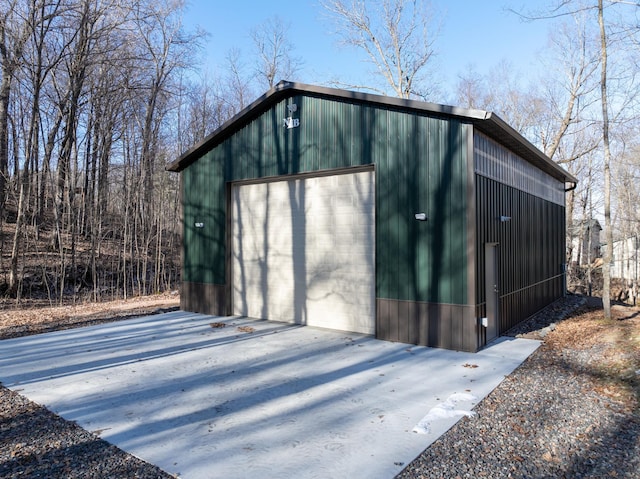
[569,218,602,267]
[611,236,639,284]
[167,81,577,352]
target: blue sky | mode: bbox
[182,1,552,101]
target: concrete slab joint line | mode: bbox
[0,312,540,479]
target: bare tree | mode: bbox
[455,64,486,110]
[321,0,440,98]
[0,0,34,219]
[223,47,253,114]
[251,16,301,89]
[511,0,640,314]
[7,0,65,295]
[598,0,613,319]
[539,11,600,161]
[454,61,548,142]
[176,72,229,149]
[132,0,196,216]
[0,0,199,302]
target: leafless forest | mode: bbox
[1,0,640,308]
[0,0,213,304]
[0,0,306,305]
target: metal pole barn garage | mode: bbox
[168,81,577,352]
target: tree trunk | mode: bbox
[8,179,25,295]
[0,73,11,219]
[598,0,612,320]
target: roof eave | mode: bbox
[166,81,490,173]
[167,82,295,172]
[475,112,579,184]
[167,81,578,186]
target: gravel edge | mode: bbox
[397,296,640,479]
[0,386,174,479]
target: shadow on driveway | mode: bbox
[0,311,540,479]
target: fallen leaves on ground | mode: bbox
[0,293,180,340]
[545,303,640,409]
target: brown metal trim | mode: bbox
[229,164,375,188]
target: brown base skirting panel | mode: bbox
[181,282,227,316]
[180,284,480,352]
[376,299,479,352]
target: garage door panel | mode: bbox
[232,171,375,334]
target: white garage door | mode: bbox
[232,170,375,334]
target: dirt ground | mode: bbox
[0,293,180,340]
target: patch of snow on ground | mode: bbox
[413,392,477,434]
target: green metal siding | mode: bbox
[375,114,468,304]
[182,94,470,306]
[182,149,226,284]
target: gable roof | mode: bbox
[167,81,578,185]
[571,218,603,232]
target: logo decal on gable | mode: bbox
[283,117,300,129]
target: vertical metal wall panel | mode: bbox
[474,129,566,338]
[182,150,226,285]
[474,174,565,334]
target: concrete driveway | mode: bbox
[0,312,540,478]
